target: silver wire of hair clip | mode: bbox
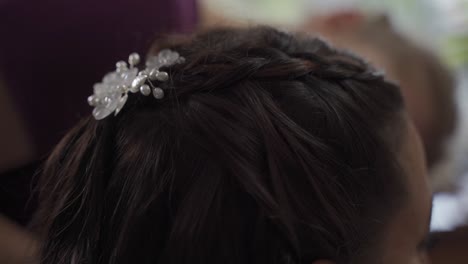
[88,49,185,120]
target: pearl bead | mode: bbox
[116,61,127,70]
[130,75,147,93]
[140,84,151,96]
[88,95,97,106]
[156,71,169,82]
[153,87,165,99]
[128,53,140,66]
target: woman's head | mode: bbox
[33,27,431,264]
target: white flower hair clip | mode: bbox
[88,49,185,120]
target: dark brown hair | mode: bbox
[32,26,406,264]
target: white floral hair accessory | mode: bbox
[88,49,185,120]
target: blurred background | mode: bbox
[0,0,467,263]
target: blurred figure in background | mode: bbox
[301,11,457,191]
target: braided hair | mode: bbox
[33,26,406,264]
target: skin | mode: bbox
[379,117,432,263]
[0,215,37,264]
[0,76,34,171]
[315,117,432,264]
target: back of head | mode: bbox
[33,27,406,264]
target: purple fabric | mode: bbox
[0,0,198,156]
